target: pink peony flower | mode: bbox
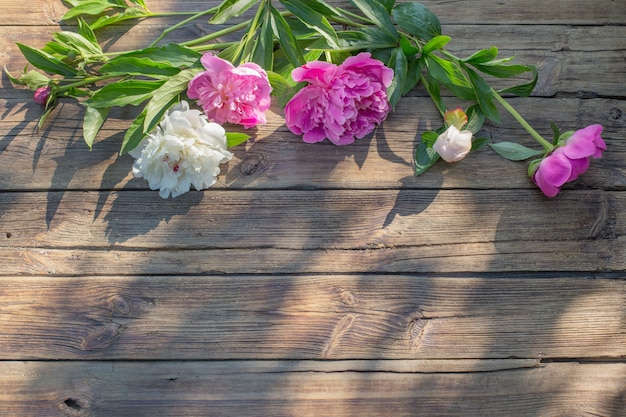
[34,86,51,105]
[532,124,605,197]
[187,53,272,128]
[284,52,393,146]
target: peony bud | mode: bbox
[433,125,473,162]
[33,86,51,105]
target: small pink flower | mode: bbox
[532,124,605,197]
[34,86,51,105]
[187,53,272,128]
[285,52,393,146]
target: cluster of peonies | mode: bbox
[531,124,606,197]
[33,50,604,199]
[130,52,394,198]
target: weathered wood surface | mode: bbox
[2,361,624,417]
[0,0,624,416]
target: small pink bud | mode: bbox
[34,86,51,105]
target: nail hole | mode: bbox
[64,398,81,411]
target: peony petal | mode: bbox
[200,53,234,73]
[536,149,572,187]
[563,124,604,159]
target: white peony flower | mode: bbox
[432,125,473,163]
[129,101,233,199]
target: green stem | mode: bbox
[55,74,120,94]
[149,8,217,48]
[180,19,251,47]
[492,89,553,151]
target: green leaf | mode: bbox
[120,110,148,155]
[471,137,490,151]
[100,57,181,77]
[281,0,339,49]
[465,104,485,135]
[414,141,440,176]
[464,65,500,123]
[350,0,398,41]
[422,35,451,54]
[489,141,543,161]
[550,122,561,145]
[226,132,251,148]
[392,2,441,40]
[377,0,396,13]
[424,54,475,101]
[498,65,538,97]
[89,8,147,30]
[267,70,297,106]
[62,1,125,21]
[399,35,419,56]
[115,44,202,68]
[6,68,50,89]
[421,130,439,147]
[87,80,166,108]
[210,0,259,24]
[16,43,78,77]
[402,55,422,95]
[53,31,103,56]
[307,28,397,52]
[252,8,274,70]
[463,46,499,64]
[270,5,305,67]
[82,105,110,149]
[77,18,98,45]
[387,47,407,110]
[423,72,446,115]
[143,69,199,133]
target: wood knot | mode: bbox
[80,323,123,351]
[238,154,264,176]
[340,290,357,306]
[608,107,623,123]
[108,295,132,316]
[57,394,90,416]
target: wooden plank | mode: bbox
[3,23,625,97]
[0,98,623,191]
[0,190,623,253]
[0,275,622,360]
[2,238,624,275]
[0,360,623,416]
[2,0,625,26]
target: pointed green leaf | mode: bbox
[498,65,538,97]
[281,0,339,48]
[414,141,440,176]
[16,43,78,77]
[62,1,124,21]
[392,2,441,40]
[489,141,543,161]
[226,132,251,148]
[114,44,202,68]
[422,35,451,54]
[463,46,499,64]
[87,80,166,108]
[82,105,110,149]
[270,5,305,67]
[350,0,398,40]
[77,18,98,45]
[464,65,500,123]
[89,8,147,30]
[465,104,485,134]
[100,57,181,77]
[210,0,259,24]
[143,69,199,133]
[471,137,490,151]
[387,47,407,110]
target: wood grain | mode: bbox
[1,361,624,416]
[0,275,623,360]
[0,0,624,415]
